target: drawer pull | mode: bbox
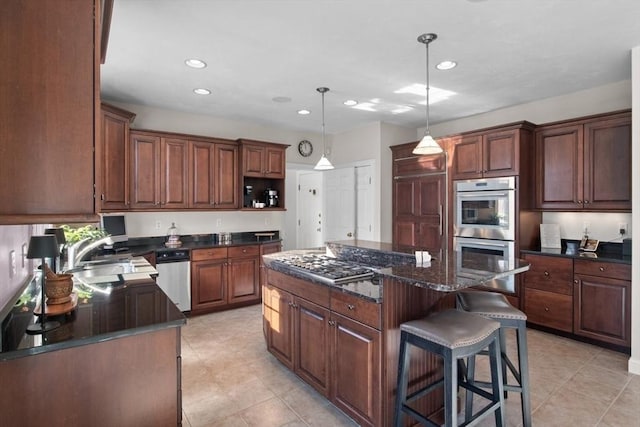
[544,307,549,312]
[347,304,355,310]
[328,320,336,326]
[599,266,605,272]
[544,271,550,277]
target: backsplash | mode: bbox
[0,224,43,311]
[542,212,632,243]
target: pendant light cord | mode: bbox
[322,90,326,156]
[425,39,430,133]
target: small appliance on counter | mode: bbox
[165,222,182,247]
[244,185,253,208]
[214,232,232,244]
[265,189,279,207]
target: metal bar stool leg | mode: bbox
[517,322,532,427]
[394,331,411,427]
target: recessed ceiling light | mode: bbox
[272,96,292,103]
[193,88,211,95]
[436,60,457,70]
[297,109,311,115]
[185,59,207,69]
[343,100,358,106]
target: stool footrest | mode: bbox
[399,404,440,427]
[405,378,444,403]
[471,380,523,393]
[462,401,502,427]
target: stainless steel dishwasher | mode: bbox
[155,249,191,312]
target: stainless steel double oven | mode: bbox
[453,176,516,292]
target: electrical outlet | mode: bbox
[582,222,590,235]
[216,219,222,227]
[9,250,16,278]
[619,223,628,235]
[155,220,161,230]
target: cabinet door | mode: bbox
[227,257,260,303]
[0,0,95,222]
[260,242,282,287]
[573,274,631,347]
[535,124,583,210]
[263,284,295,370]
[330,313,381,427]
[191,259,227,311]
[523,288,573,332]
[451,134,482,180]
[242,145,264,176]
[583,116,631,210]
[126,284,163,327]
[482,129,518,177]
[161,138,189,209]
[130,133,161,208]
[214,143,239,208]
[415,175,445,251]
[189,141,215,208]
[100,109,131,211]
[264,146,286,178]
[295,298,331,396]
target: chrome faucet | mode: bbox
[66,236,115,270]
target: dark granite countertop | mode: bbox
[520,240,631,264]
[263,240,531,302]
[101,231,282,258]
[1,271,185,361]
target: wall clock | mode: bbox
[298,140,313,157]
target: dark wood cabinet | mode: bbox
[100,103,136,211]
[263,283,295,369]
[391,142,447,253]
[295,297,331,395]
[189,139,239,209]
[0,0,98,224]
[160,137,189,209]
[260,241,282,287]
[191,245,261,314]
[522,254,573,332]
[451,125,533,180]
[238,139,288,209]
[535,111,631,211]
[130,131,161,209]
[573,260,631,347]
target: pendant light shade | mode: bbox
[413,33,444,156]
[314,87,334,170]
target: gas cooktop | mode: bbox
[272,254,374,285]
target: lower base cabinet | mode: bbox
[263,270,381,427]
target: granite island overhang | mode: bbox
[261,240,530,426]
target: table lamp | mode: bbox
[44,227,66,273]
[26,235,61,335]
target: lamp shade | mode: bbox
[26,235,60,259]
[412,133,444,155]
[314,154,335,170]
[44,227,66,246]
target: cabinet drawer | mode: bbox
[574,259,630,280]
[524,288,573,332]
[228,245,260,258]
[330,291,381,330]
[523,254,573,295]
[191,247,228,261]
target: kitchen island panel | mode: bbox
[0,327,181,426]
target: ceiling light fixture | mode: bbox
[185,58,207,69]
[413,33,444,155]
[436,60,457,70]
[297,109,311,115]
[193,88,211,95]
[343,99,358,106]
[314,87,334,171]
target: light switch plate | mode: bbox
[9,250,16,278]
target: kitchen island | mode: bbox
[262,240,530,427]
[0,257,186,426]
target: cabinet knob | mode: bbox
[544,271,550,277]
[599,266,605,272]
[243,249,247,253]
[328,320,336,326]
[577,200,582,204]
[574,279,578,284]
[544,307,550,312]
[584,200,590,204]
[347,304,355,310]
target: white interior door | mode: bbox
[355,165,374,240]
[324,167,356,242]
[297,171,324,249]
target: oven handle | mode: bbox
[457,192,511,198]
[461,240,510,249]
[439,204,443,235]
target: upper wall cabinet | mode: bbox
[99,103,136,211]
[238,139,289,210]
[535,110,631,211]
[0,0,99,224]
[450,122,535,180]
[189,139,239,209]
[130,131,162,209]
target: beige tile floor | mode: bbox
[181,305,639,427]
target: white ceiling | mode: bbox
[101,0,640,135]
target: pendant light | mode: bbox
[413,33,444,155]
[314,87,335,170]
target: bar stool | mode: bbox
[456,290,531,427]
[394,309,505,427]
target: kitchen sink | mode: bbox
[67,260,136,279]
